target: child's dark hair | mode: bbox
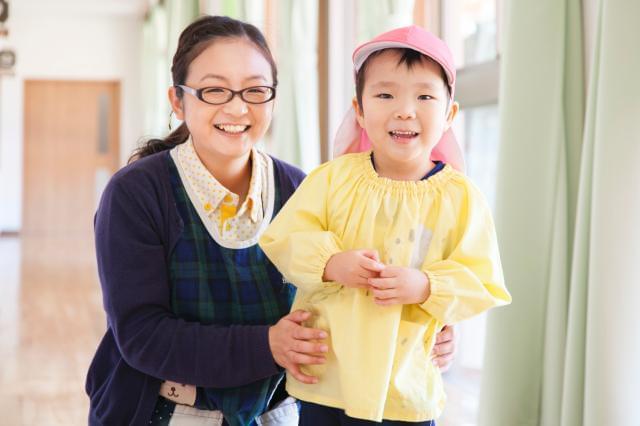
[355,48,450,111]
[129,15,278,162]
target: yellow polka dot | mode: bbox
[223,194,233,203]
[204,202,212,211]
[226,223,232,231]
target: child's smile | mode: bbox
[388,129,420,143]
[355,49,458,180]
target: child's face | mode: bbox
[354,50,458,169]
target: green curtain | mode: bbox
[479,0,640,424]
[561,0,640,423]
[166,0,200,130]
[270,0,319,170]
[166,0,201,72]
[212,0,319,170]
[477,0,584,424]
[141,0,199,137]
[142,5,169,137]
[220,0,265,26]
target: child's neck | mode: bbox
[372,152,436,181]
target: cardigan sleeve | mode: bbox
[95,168,281,388]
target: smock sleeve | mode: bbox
[259,163,343,293]
[419,181,511,324]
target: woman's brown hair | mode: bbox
[129,15,278,162]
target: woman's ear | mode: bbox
[168,86,185,121]
[352,97,365,129]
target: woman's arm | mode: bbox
[96,173,280,388]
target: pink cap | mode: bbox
[333,25,465,172]
[353,25,456,99]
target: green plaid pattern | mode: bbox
[159,156,295,426]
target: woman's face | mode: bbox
[170,37,274,162]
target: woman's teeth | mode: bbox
[215,124,249,134]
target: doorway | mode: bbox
[22,80,120,237]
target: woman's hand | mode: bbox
[268,310,329,384]
[323,249,384,288]
[431,324,457,372]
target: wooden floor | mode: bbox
[0,236,104,425]
[0,234,480,425]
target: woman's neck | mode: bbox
[199,149,253,201]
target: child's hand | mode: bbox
[323,249,385,288]
[368,266,431,306]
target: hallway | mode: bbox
[0,235,104,425]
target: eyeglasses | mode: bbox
[176,84,276,105]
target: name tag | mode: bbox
[159,380,197,406]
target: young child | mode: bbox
[259,25,511,424]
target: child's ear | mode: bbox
[352,97,365,129]
[168,86,185,121]
[444,101,459,131]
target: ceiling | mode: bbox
[12,0,151,18]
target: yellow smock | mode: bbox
[259,152,511,422]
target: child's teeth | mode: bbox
[392,131,417,136]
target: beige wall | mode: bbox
[0,3,145,232]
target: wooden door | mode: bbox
[23,80,120,237]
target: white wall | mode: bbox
[0,4,144,232]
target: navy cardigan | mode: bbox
[86,150,305,425]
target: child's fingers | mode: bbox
[370,288,397,300]
[342,272,372,287]
[359,256,385,273]
[379,265,400,278]
[360,249,380,262]
[367,277,396,289]
[374,297,400,306]
[358,268,380,279]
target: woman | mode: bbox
[85,15,456,426]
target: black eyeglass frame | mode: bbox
[175,84,277,105]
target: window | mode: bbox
[441,1,500,424]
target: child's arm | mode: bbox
[260,164,383,292]
[418,183,511,324]
[369,182,511,323]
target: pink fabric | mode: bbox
[333,25,465,172]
